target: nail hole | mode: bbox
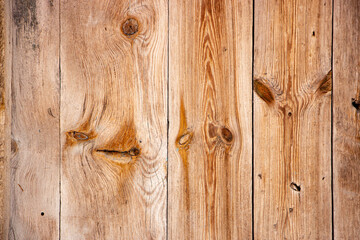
[289,208,293,213]
[290,182,301,192]
[41,212,44,216]
[288,112,292,117]
[312,31,315,36]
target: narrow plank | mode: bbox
[333,0,360,238]
[60,0,167,239]
[0,0,11,237]
[169,0,253,239]
[9,0,60,239]
[253,0,332,239]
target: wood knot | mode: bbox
[178,132,193,146]
[11,139,18,155]
[254,78,275,105]
[290,182,301,192]
[352,98,360,111]
[68,131,89,141]
[208,123,218,138]
[129,147,140,156]
[220,127,233,143]
[122,18,139,36]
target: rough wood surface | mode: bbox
[169,0,253,239]
[253,0,332,239]
[60,0,167,239]
[0,0,8,237]
[9,0,60,239]
[333,0,360,238]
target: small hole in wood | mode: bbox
[41,212,44,216]
[290,182,301,192]
[312,31,315,36]
[288,112,292,117]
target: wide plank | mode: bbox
[333,0,360,238]
[60,0,168,239]
[169,0,253,239]
[253,0,332,239]
[9,0,60,239]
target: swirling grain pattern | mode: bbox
[254,0,332,239]
[60,0,167,239]
[169,0,252,239]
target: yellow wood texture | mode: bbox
[9,0,60,239]
[333,0,360,238]
[253,0,332,239]
[169,0,253,239]
[60,0,167,239]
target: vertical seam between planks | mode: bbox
[330,0,334,238]
[166,0,169,239]
[251,0,255,239]
[58,0,61,239]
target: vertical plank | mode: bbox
[254,0,332,239]
[333,0,360,238]
[169,0,253,239]
[9,0,60,239]
[0,0,10,237]
[60,0,167,239]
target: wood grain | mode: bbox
[253,0,332,239]
[169,0,253,239]
[60,0,167,239]
[333,0,360,238]
[9,0,60,239]
[0,0,10,237]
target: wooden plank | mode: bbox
[333,0,360,238]
[60,0,167,239]
[253,0,332,239]
[9,0,60,239]
[0,0,11,237]
[168,0,253,239]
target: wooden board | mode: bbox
[9,0,60,239]
[168,0,253,239]
[0,0,10,237]
[60,0,167,239]
[333,0,360,238]
[253,0,332,239]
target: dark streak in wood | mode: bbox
[17,184,23,192]
[12,0,38,28]
[352,98,360,111]
[318,70,332,93]
[176,97,191,214]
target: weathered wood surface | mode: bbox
[9,0,60,239]
[1,0,360,239]
[60,0,167,239]
[0,0,10,238]
[253,0,332,239]
[169,0,253,239]
[333,0,360,238]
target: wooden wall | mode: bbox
[1,0,359,239]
